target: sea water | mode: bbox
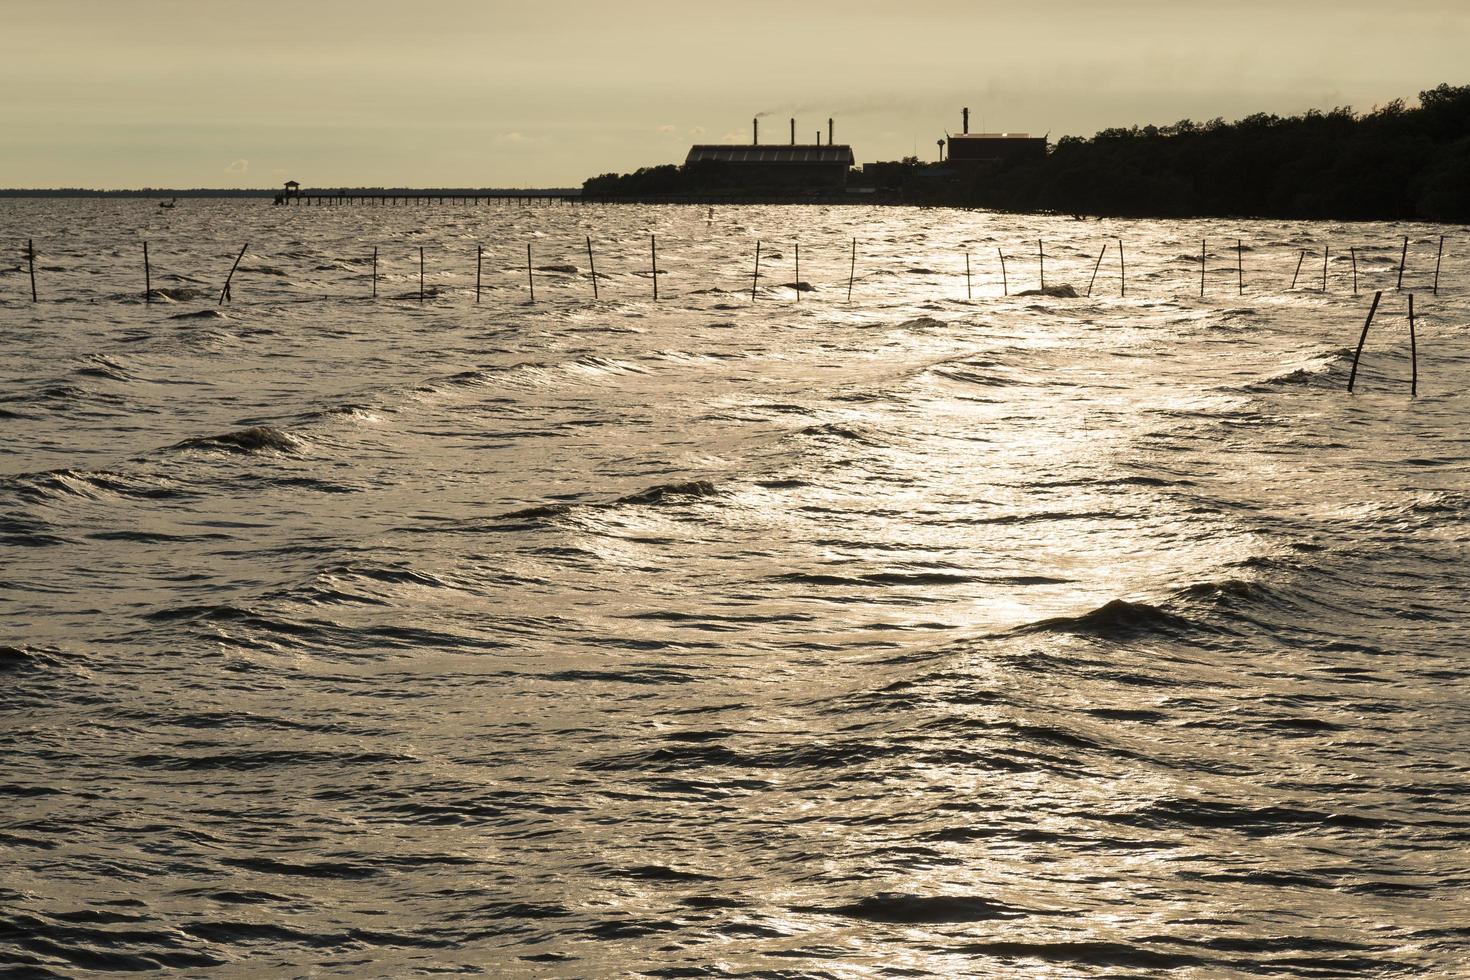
[2,199,1467,976]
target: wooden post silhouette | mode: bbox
[1291,249,1306,290]
[1397,236,1408,291]
[1200,238,1205,298]
[1347,291,1382,393]
[526,243,534,303]
[1408,293,1418,397]
[650,234,658,301]
[752,240,761,302]
[27,239,37,302]
[965,251,972,300]
[846,238,855,303]
[419,246,425,302]
[1433,236,1443,296]
[219,243,247,305]
[475,244,483,304]
[1118,239,1126,297]
[143,242,151,303]
[586,236,598,299]
[1237,239,1243,295]
[1350,247,1358,296]
[1086,243,1106,298]
[794,242,800,302]
[372,247,378,298]
[997,247,1008,296]
[1038,239,1045,291]
[1322,245,1329,292]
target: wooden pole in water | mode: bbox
[372,247,378,298]
[475,244,482,304]
[1200,238,1205,298]
[965,251,972,300]
[1408,292,1418,397]
[1347,290,1382,393]
[586,236,598,299]
[1237,238,1243,295]
[651,234,658,301]
[752,240,761,302]
[1433,235,1443,296]
[526,242,534,303]
[218,243,247,305]
[1351,247,1358,296]
[1038,239,1045,291]
[143,241,151,303]
[1397,236,1408,291]
[1291,249,1306,290]
[1086,243,1106,298]
[419,246,425,302]
[27,239,37,302]
[1322,245,1329,292]
[997,247,1008,296]
[794,242,800,302]
[846,238,855,303]
[1118,239,1126,297]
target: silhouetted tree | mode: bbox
[583,85,1470,221]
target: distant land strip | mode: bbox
[583,83,1470,224]
[0,188,580,198]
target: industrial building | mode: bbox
[683,117,855,189]
[945,107,1047,167]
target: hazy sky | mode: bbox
[2,0,1466,189]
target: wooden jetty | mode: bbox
[280,189,581,207]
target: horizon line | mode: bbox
[0,186,583,196]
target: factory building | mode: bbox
[683,117,855,189]
[945,107,1047,167]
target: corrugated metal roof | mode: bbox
[685,145,855,166]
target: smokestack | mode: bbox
[963,107,970,134]
[828,118,834,145]
[753,118,759,145]
[790,118,796,145]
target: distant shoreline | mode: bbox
[0,188,580,198]
[581,83,1470,224]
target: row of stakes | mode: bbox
[6,234,1444,397]
[11,234,1450,307]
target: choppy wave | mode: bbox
[496,479,720,525]
[1016,597,1198,638]
[171,425,303,455]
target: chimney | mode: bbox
[963,107,970,134]
[790,118,796,145]
[753,118,759,145]
[828,117,834,145]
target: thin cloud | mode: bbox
[224,158,249,174]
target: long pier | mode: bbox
[285,192,581,206]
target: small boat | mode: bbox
[158,198,177,209]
